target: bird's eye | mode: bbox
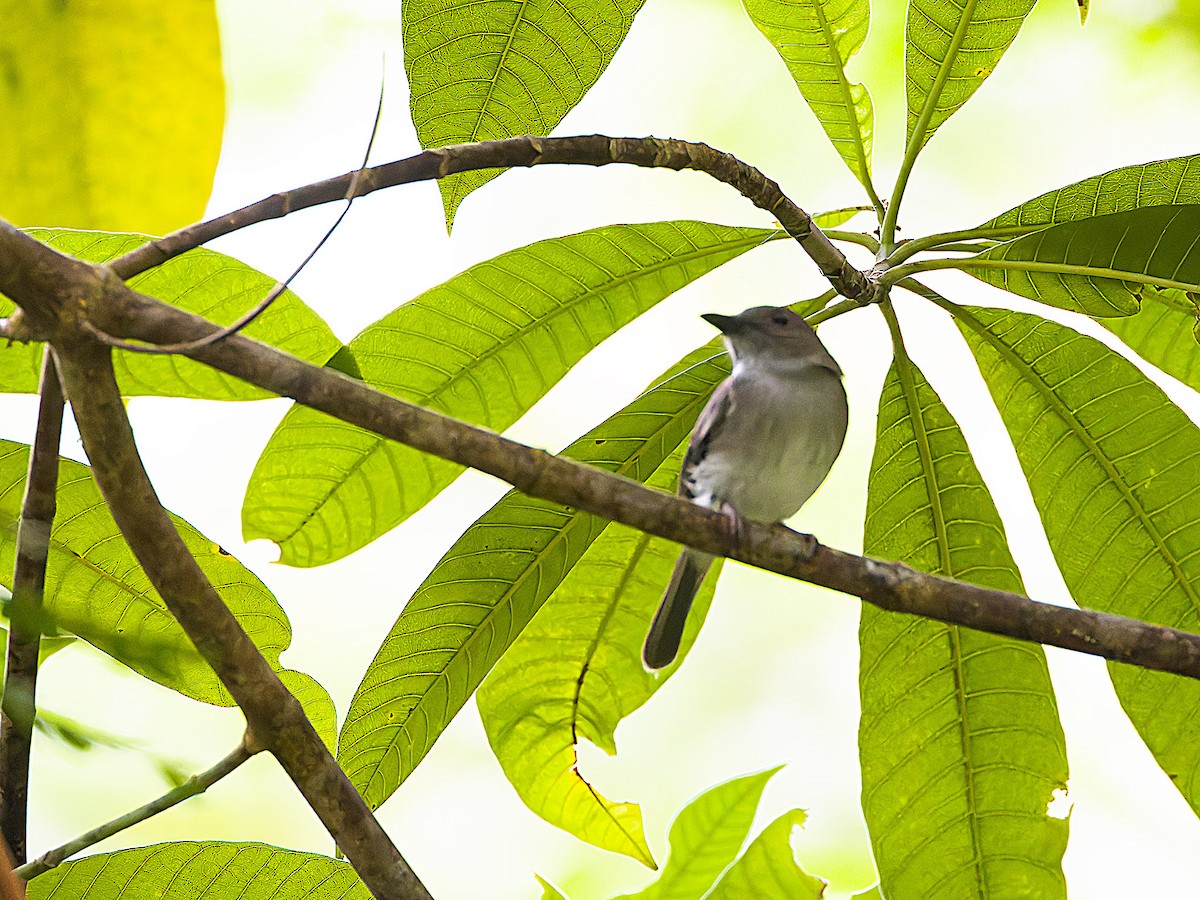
[772,314,789,326]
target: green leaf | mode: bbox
[905,0,1037,151]
[617,767,782,900]
[26,842,369,899]
[535,875,571,900]
[861,348,1068,898]
[245,221,773,567]
[742,0,875,194]
[476,442,723,865]
[705,809,825,900]
[336,346,727,813]
[0,441,305,709]
[978,154,1200,235]
[954,306,1200,818]
[0,230,342,399]
[278,670,337,754]
[0,2,222,233]
[403,0,646,227]
[961,206,1200,316]
[1102,289,1200,393]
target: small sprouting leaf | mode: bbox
[0,2,223,233]
[956,306,1200,818]
[861,346,1068,897]
[245,222,774,567]
[25,842,370,898]
[616,767,783,900]
[336,347,727,813]
[403,0,646,226]
[743,0,876,196]
[0,230,341,399]
[905,0,1037,151]
[962,205,1200,316]
[705,809,825,900]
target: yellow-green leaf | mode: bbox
[861,344,1067,898]
[0,1,223,232]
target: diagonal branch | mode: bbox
[108,135,882,304]
[0,350,65,865]
[77,276,1200,683]
[51,340,429,900]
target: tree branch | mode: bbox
[107,135,882,304]
[16,738,254,880]
[0,351,65,864]
[79,277,1200,682]
[49,341,429,899]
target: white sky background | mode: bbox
[16,1,1200,898]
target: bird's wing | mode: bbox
[679,377,734,498]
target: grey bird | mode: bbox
[641,305,849,670]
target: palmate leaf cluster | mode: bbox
[2,0,1199,898]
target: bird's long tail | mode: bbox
[642,547,715,670]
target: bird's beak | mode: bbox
[701,312,740,334]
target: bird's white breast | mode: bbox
[688,365,847,523]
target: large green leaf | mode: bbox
[0,442,334,724]
[336,346,727,813]
[616,767,782,900]
[403,0,645,226]
[0,1,222,233]
[961,205,1200,316]
[861,349,1068,898]
[979,153,1200,234]
[245,221,774,567]
[705,809,825,900]
[905,0,1037,151]
[476,443,723,865]
[955,306,1200,815]
[0,230,342,399]
[742,0,875,195]
[26,842,369,899]
[1103,290,1200,393]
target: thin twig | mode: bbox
[106,135,882,304]
[0,351,65,864]
[16,739,255,880]
[96,79,390,356]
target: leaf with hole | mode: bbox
[861,348,1067,898]
[244,221,775,567]
[956,306,1200,818]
